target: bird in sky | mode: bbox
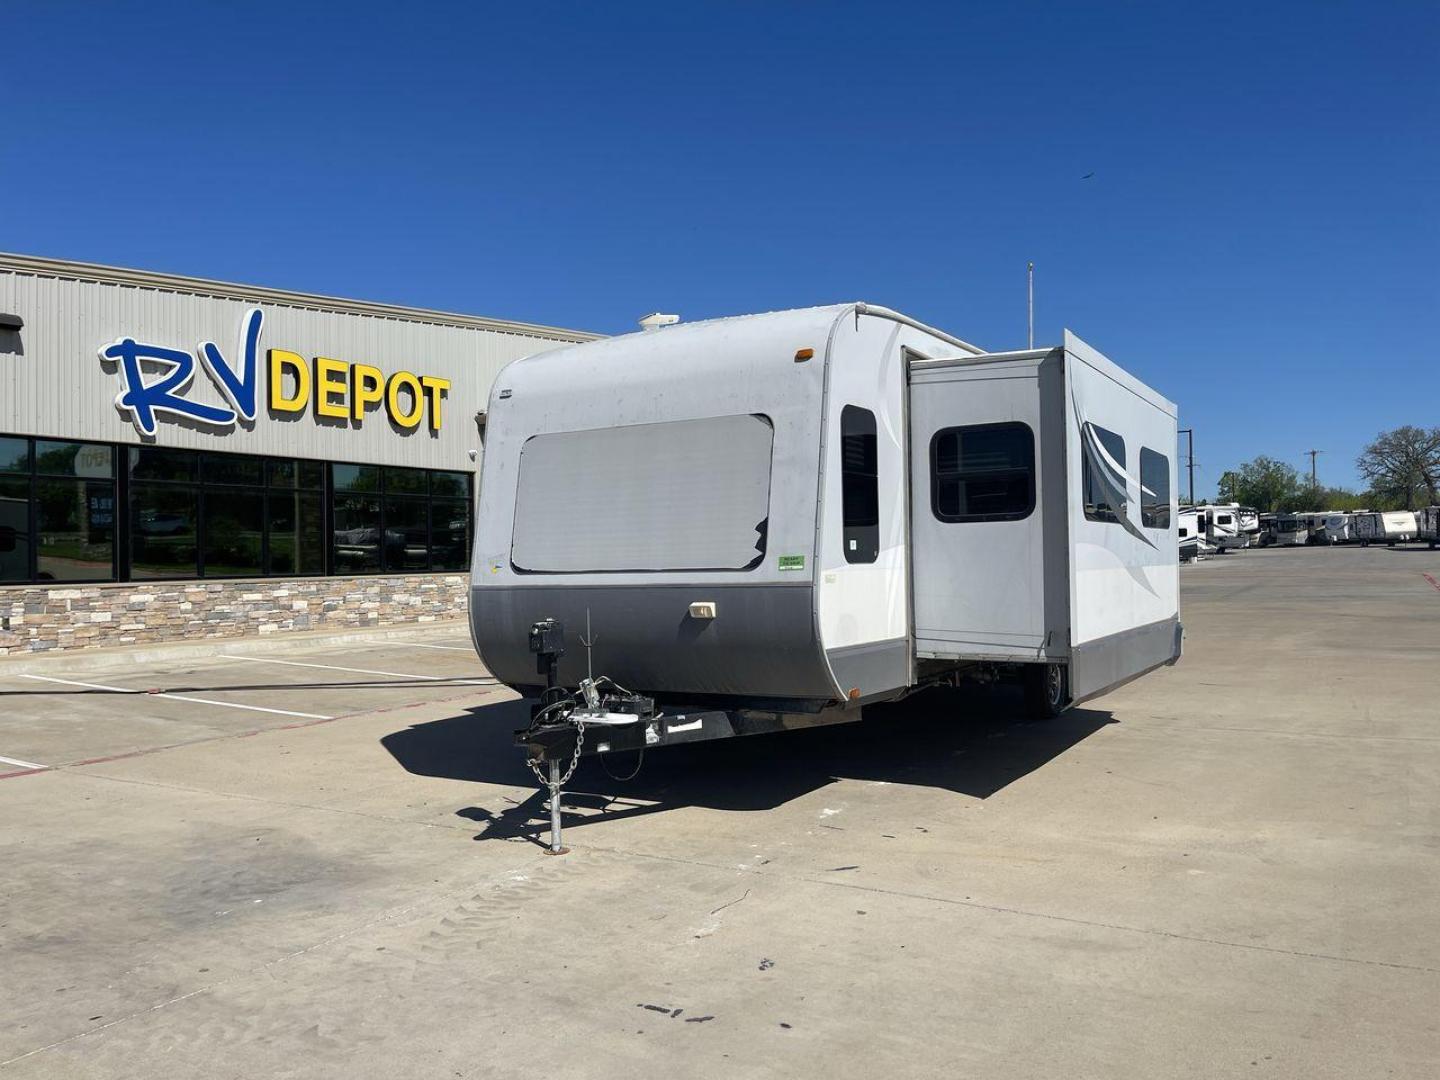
[1081,172,1095,180]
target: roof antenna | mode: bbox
[1027,261,1035,349]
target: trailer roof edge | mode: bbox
[0,251,602,342]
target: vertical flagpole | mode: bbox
[1027,262,1034,349]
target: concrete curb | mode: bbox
[0,619,475,675]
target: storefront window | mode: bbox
[203,488,265,576]
[333,492,381,573]
[36,478,116,582]
[0,437,31,474]
[430,471,468,499]
[430,499,471,571]
[0,475,30,582]
[203,453,264,486]
[131,484,199,578]
[332,463,472,575]
[0,436,471,584]
[268,491,325,575]
[382,496,427,571]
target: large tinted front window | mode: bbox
[931,423,1035,523]
[511,414,773,573]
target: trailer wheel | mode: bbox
[1023,663,1069,720]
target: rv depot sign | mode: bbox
[99,308,450,438]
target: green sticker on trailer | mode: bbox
[777,554,806,571]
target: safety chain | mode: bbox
[526,711,587,790]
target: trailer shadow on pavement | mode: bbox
[380,686,1116,848]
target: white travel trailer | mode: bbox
[470,306,1181,847]
[1237,506,1261,546]
[1420,507,1440,549]
[1320,511,1355,544]
[1273,514,1310,545]
[1203,504,1244,552]
[1178,507,1202,562]
[1354,511,1418,546]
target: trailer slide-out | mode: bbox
[470,305,1181,850]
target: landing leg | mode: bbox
[546,758,569,856]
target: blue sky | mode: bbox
[6,2,1436,494]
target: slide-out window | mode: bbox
[1082,422,1127,524]
[930,422,1035,523]
[1139,447,1171,529]
[511,413,772,573]
[840,405,878,563]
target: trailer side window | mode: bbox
[1082,423,1126,524]
[1140,447,1171,529]
[840,405,879,564]
[930,422,1035,523]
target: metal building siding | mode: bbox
[0,263,593,472]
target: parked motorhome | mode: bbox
[1274,515,1310,545]
[471,305,1181,844]
[1203,505,1244,552]
[1299,511,1333,545]
[1420,507,1440,549]
[1178,507,1201,562]
[1354,511,1418,546]
[1257,513,1279,546]
[1237,506,1260,546]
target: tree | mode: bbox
[1356,426,1440,510]
[1216,470,1241,504]
[1230,455,1301,512]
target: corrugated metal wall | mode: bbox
[0,261,593,472]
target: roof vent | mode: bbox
[638,312,679,331]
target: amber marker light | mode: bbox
[794,348,814,362]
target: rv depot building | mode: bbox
[0,253,597,654]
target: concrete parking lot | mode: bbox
[2,546,1438,1079]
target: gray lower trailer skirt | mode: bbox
[1069,616,1183,706]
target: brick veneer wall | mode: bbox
[0,574,469,655]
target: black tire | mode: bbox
[1023,662,1069,720]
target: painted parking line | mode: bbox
[1423,572,1440,593]
[0,754,46,771]
[388,641,475,652]
[217,654,495,684]
[17,674,333,720]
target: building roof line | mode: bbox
[0,251,602,342]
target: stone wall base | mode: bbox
[0,575,469,655]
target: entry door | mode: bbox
[908,356,1050,660]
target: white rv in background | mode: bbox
[1204,505,1245,552]
[1257,513,1279,546]
[1299,511,1333,545]
[1420,507,1440,549]
[1237,506,1260,546]
[1321,511,1355,544]
[1274,514,1310,545]
[472,305,1182,800]
[1354,511,1418,546]
[1178,507,1201,562]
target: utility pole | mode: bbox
[1179,428,1196,505]
[1304,449,1323,490]
[1027,262,1034,349]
